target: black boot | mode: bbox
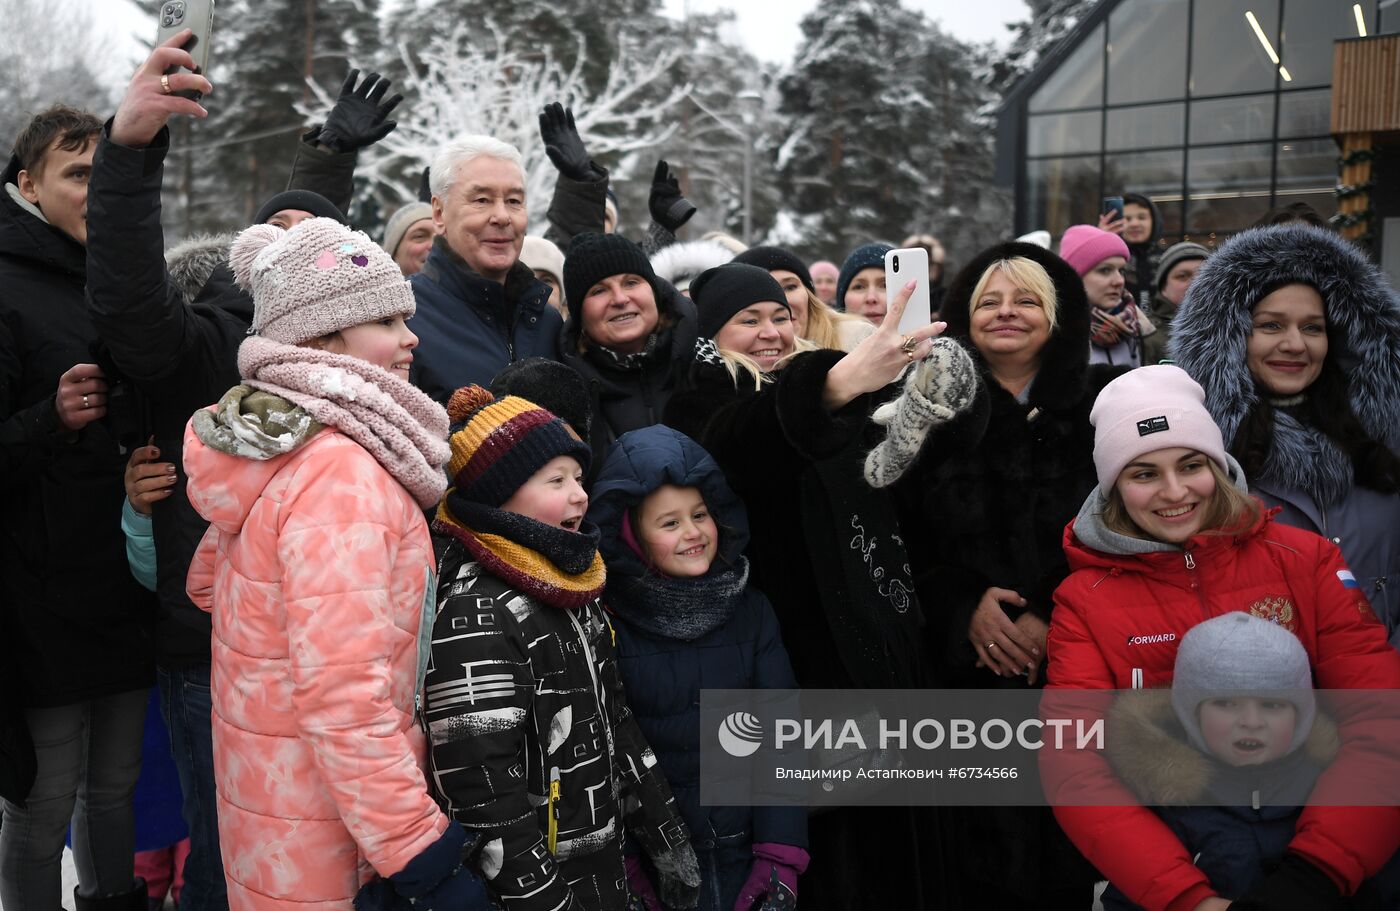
[73,878,148,911]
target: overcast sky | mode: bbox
[90,0,1030,76]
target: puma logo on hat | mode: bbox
[1137,416,1170,436]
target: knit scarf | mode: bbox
[607,556,751,642]
[434,493,606,610]
[237,335,450,507]
[588,331,661,371]
[1090,296,1155,349]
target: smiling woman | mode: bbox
[1169,224,1400,647]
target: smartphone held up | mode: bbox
[885,247,933,337]
[155,0,215,102]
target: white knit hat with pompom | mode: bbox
[229,217,416,344]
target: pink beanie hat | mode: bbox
[809,260,839,280]
[1090,365,1228,494]
[1059,225,1131,277]
[230,217,416,344]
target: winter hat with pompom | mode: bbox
[443,386,592,509]
[230,217,416,345]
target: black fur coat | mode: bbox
[893,241,1122,687]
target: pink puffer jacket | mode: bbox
[185,421,447,911]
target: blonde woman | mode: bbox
[735,245,873,352]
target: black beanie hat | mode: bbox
[733,245,814,293]
[689,263,790,339]
[488,357,593,438]
[253,190,348,227]
[563,232,658,323]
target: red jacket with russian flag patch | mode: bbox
[1044,507,1400,911]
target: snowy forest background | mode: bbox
[0,0,1096,263]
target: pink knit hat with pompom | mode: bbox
[229,217,416,344]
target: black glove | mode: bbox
[1232,854,1348,911]
[353,821,494,911]
[648,159,696,232]
[316,69,403,154]
[539,102,596,181]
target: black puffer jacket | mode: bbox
[425,546,690,911]
[0,155,154,710]
[560,281,697,468]
[83,125,358,667]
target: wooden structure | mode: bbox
[1332,35,1400,243]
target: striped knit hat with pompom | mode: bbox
[444,386,592,508]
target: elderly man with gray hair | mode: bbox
[409,135,561,400]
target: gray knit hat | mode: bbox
[231,217,416,345]
[1171,612,1316,758]
[1154,241,1210,291]
[382,201,434,257]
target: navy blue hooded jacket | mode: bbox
[587,425,806,853]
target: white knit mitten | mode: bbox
[864,337,977,488]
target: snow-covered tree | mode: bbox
[304,23,690,233]
[773,0,1007,263]
[991,0,1101,94]
[0,0,112,150]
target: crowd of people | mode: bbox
[3,27,1400,911]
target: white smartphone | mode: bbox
[885,247,932,336]
[156,0,216,101]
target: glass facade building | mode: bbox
[996,0,1394,244]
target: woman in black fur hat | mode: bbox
[1169,224,1400,649]
[865,241,1118,908]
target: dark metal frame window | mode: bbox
[1017,0,1376,241]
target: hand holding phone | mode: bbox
[155,0,216,101]
[885,247,932,337]
[1099,196,1126,234]
[110,29,213,147]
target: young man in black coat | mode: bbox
[81,34,398,911]
[0,103,155,911]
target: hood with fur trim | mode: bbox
[1168,225,1400,494]
[165,231,239,305]
[1105,688,1336,808]
[649,240,735,292]
[939,240,1092,411]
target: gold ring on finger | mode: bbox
[900,334,918,353]
[161,74,172,95]
[82,394,89,409]
[986,641,997,650]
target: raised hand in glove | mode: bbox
[864,336,978,488]
[317,69,403,153]
[1231,854,1348,911]
[354,821,494,911]
[648,160,697,232]
[733,844,807,911]
[539,102,597,181]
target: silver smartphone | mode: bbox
[885,247,932,336]
[155,0,215,101]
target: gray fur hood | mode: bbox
[1106,688,1337,807]
[165,232,236,306]
[1168,225,1400,462]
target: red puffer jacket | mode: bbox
[1045,507,1400,911]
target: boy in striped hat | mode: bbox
[424,386,700,911]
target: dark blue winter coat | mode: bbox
[409,240,562,402]
[586,426,806,856]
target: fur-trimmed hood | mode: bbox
[1106,688,1337,807]
[649,240,734,291]
[938,240,1092,411]
[1169,225,1400,463]
[165,231,237,306]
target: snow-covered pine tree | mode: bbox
[0,0,110,151]
[306,21,689,235]
[990,0,1101,95]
